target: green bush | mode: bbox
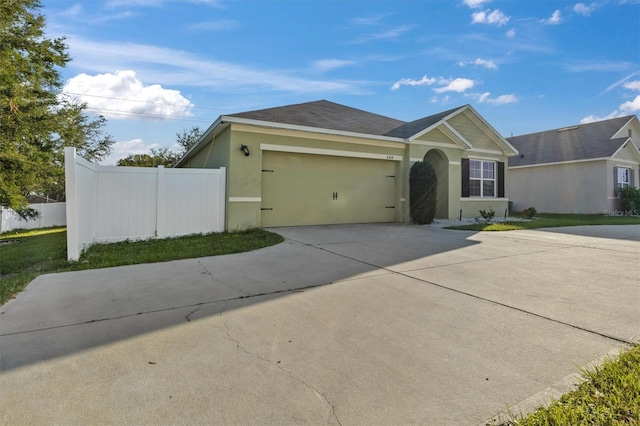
[409,161,437,224]
[479,207,495,222]
[619,186,640,211]
[523,206,537,218]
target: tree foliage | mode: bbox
[175,126,202,155]
[117,148,180,168]
[409,161,437,225]
[117,127,202,167]
[0,0,113,213]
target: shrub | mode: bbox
[409,161,437,224]
[523,206,537,218]
[620,186,640,211]
[479,207,495,222]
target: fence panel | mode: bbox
[0,203,66,233]
[64,147,226,261]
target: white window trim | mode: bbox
[469,159,496,198]
[617,167,630,189]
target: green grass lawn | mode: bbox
[496,344,640,425]
[0,227,283,305]
[446,213,640,231]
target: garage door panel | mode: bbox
[262,152,395,227]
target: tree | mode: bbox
[175,126,202,155]
[0,0,113,215]
[409,161,437,224]
[117,148,180,167]
[117,127,202,167]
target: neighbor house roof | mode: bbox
[507,116,636,167]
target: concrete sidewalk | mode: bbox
[1,224,638,425]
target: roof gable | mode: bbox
[384,106,465,138]
[508,116,637,167]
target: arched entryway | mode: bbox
[424,149,449,219]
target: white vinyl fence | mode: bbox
[1,202,66,233]
[64,147,226,261]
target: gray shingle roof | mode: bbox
[383,106,466,138]
[228,100,405,137]
[227,100,467,140]
[507,116,634,167]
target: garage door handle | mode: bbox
[333,192,338,200]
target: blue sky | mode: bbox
[41,0,640,164]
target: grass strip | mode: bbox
[0,227,283,305]
[446,213,640,231]
[499,344,640,425]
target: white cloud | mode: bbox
[505,28,516,38]
[580,112,622,123]
[314,59,357,72]
[391,75,437,90]
[620,95,640,113]
[472,92,518,104]
[459,58,498,70]
[100,138,160,165]
[581,83,640,123]
[487,94,518,104]
[63,70,194,120]
[434,78,475,93]
[106,0,224,7]
[471,9,510,26]
[463,0,490,8]
[542,10,563,25]
[623,80,640,91]
[64,36,359,95]
[392,75,476,93]
[573,3,596,16]
[188,19,241,32]
[351,15,386,26]
[350,25,415,44]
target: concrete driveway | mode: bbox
[1,224,638,425]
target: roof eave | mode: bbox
[175,116,226,167]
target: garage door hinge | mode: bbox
[261,208,273,211]
[386,175,395,178]
[262,169,274,172]
[385,206,395,209]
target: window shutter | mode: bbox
[613,167,619,197]
[497,162,505,198]
[461,158,470,197]
[630,169,635,187]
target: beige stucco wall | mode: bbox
[181,111,515,229]
[510,160,609,213]
[227,126,405,230]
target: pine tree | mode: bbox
[0,0,113,214]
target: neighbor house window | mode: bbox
[469,159,495,197]
[617,167,630,190]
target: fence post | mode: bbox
[218,167,226,232]
[65,147,80,261]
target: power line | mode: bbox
[62,91,230,112]
[83,106,215,123]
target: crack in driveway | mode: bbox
[287,237,635,345]
[217,301,343,425]
[197,260,251,297]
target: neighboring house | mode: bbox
[177,100,518,230]
[507,115,640,214]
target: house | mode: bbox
[176,100,519,230]
[507,115,640,214]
